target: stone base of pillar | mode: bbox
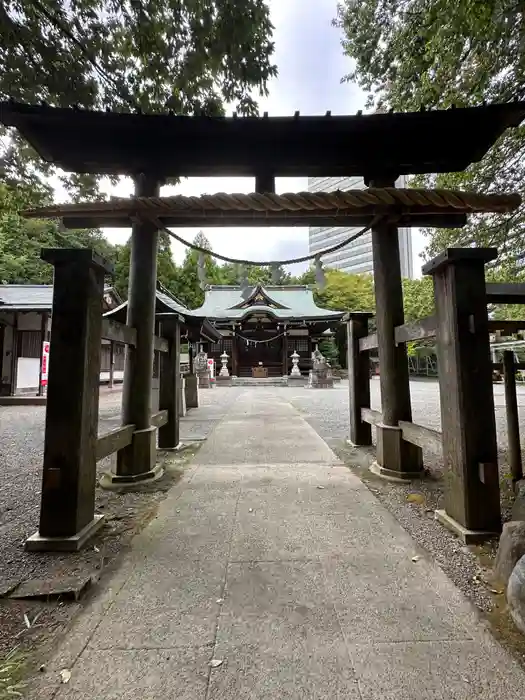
[435,509,500,544]
[215,375,232,385]
[106,426,162,488]
[288,376,307,385]
[100,462,164,490]
[197,371,212,388]
[179,376,187,417]
[25,514,105,552]
[308,370,334,388]
[375,423,423,478]
[185,374,199,408]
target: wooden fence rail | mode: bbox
[358,333,378,352]
[359,317,525,352]
[101,318,137,346]
[360,408,443,454]
[96,424,135,462]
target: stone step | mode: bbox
[229,376,308,387]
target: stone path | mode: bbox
[36,390,525,699]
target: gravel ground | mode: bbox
[0,386,236,662]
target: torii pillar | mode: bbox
[367,176,423,478]
[114,173,163,482]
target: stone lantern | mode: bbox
[219,351,230,377]
[289,350,301,377]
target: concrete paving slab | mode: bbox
[349,640,525,699]
[53,648,210,700]
[327,562,472,644]
[87,599,219,650]
[230,503,321,562]
[217,561,345,652]
[110,558,226,609]
[207,644,361,700]
[132,511,235,562]
[195,395,340,465]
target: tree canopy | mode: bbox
[0,181,114,283]
[334,0,525,274]
[0,0,277,198]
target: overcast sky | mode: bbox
[100,0,424,275]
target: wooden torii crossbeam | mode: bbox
[23,188,521,230]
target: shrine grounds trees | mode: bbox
[334,0,525,276]
[0,181,114,283]
[1,0,277,198]
[1,1,277,287]
[315,270,435,367]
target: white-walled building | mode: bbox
[0,285,123,395]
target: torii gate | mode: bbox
[1,100,524,549]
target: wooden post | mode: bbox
[282,333,288,376]
[232,334,238,376]
[37,311,47,396]
[423,247,501,542]
[189,343,194,374]
[347,312,373,446]
[26,248,112,551]
[158,320,181,449]
[368,176,423,478]
[109,340,115,389]
[255,173,275,194]
[117,173,162,480]
[10,312,18,396]
[503,350,523,483]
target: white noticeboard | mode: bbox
[207,358,215,378]
[41,341,50,386]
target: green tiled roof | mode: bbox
[193,285,344,321]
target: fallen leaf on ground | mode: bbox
[60,669,71,684]
[209,659,223,668]
[23,614,30,629]
[411,555,421,563]
[406,493,425,505]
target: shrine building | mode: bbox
[194,283,344,377]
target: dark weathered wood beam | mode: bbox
[116,174,162,482]
[394,316,436,345]
[255,173,275,193]
[347,313,373,446]
[398,420,442,454]
[61,213,468,230]
[101,318,137,346]
[486,282,525,305]
[423,247,501,542]
[358,333,378,352]
[96,424,134,462]
[370,177,423,478]
[154,335,169,353]
[26,247,113,551]
[503,351,523,483]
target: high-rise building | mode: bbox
[308,175,414,278]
